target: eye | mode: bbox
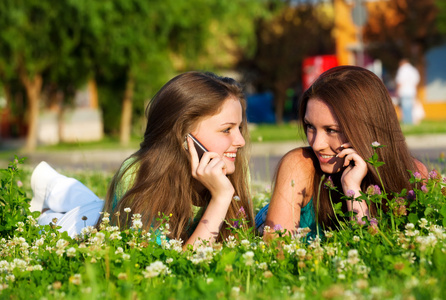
[223,127,231,133]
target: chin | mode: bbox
[320,164,343,174]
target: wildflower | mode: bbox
[232,195,240,201]
[353,236,360,242]
[166,258,173,264]
[258,262,268,270]
[441,187,446,197]
[231,287,240,297]
[419,218,429,229]
[263,271,273,278]
[69,274,82,285]
[142,261,170,278]
[407,190,416,200]
[324,176,335,189]
[421,185,428,193]
[413,172,422,181]
[206,278,214,284]
[226,235,236,248]
[371,141,380,148]
[17,180,23,187]
[392,197,407,217]
[242,251,255,266]
[225,265,233,273]
[66,247,76,257]
[345,190,355,198]
[124,208,131,213]
[347,249,360,265]
[273,224,283,231]
[81,216,88,221]
[366,185,381,195]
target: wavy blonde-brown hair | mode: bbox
[101,71,253,242]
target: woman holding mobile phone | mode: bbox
[31,71,253,248]
[256,66,428,240]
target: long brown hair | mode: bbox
[299,65,417,228]
[102,71,253,241]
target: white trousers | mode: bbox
[30,161,104,237]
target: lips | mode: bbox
[317,153,336,164]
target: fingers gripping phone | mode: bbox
[187,133,208,160]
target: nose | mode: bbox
[234,129,245,148]
[310,131,327,152]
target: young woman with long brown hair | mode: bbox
[31,71,254,248]
[256,65,428,238]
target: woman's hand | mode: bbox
[184,137,235,249]
[336,143,369,222]
[337,143,368,193]
[187,137,234,201]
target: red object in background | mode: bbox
[302,55,338,91]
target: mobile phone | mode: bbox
[187,133,208,160]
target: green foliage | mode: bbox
[1,155,446,298]
[0,157,39,238]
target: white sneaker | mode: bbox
[29,161,63,212]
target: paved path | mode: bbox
[1,134,445,182]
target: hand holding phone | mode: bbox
[186,133,208,160]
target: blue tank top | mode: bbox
[255,198,318,240]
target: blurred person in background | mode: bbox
[395,58,420,125]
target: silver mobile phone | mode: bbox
[187,133,208,160]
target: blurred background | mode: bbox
[0,0,445,158]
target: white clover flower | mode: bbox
[372,141,381,147]
[347,249,360,265]
[353,235,360,242]
[189,246,214,264]
[124,208,131,213]
[226,235,237,248]
[168,239,183,253]
[142,261,170,278]
[56,239,69,249]
[115,247,124,255]
[231,287,240,296]
[242,251,255,266]
[206,278,214,284]
[5,275,15,282]
[258,262,268,270]
[131,219,143,230]
[405,223,415,230]
[419,218,429,229]
[35,238,45,247]
[66,247,76,257]
[122,253,130,260]
[166,258,173,264]
[296,248,307,259]
[56,249,65,256]
[402,252,416,264]
[33,265,43,271]
[241,239,250,247]
[69,274,82,285]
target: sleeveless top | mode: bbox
[255,198,318,241]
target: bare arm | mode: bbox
[183,137,234,249]
[264,148,314,238]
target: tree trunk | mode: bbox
[274,82,289,125]
[19,71,42,152]
[120,73,134,146]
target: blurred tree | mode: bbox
[435,0,446,36]
[363,0,441,76]
[78,0,268,145]
[0,1,81,151]
[237,0,335,124]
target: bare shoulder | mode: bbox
[413,158,428,178]
[277,147,315,174]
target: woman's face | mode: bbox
[191,97,245,175]
[304,98,348,174]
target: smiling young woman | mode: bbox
[256,65,428,239]
[31,71,254,248]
